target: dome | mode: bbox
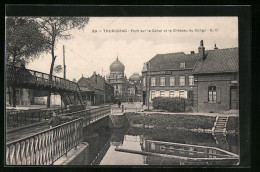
[129,73,141,81]
[109,58,125,73]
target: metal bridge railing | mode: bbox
[6,65,78,91]
[6,108,72,129]
[6,117,84,165]
[66,106,111,126]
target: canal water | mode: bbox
[83,119,239,165]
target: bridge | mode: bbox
[6,105,112,165]
[6,65,84,107]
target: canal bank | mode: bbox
[125,112,239,134]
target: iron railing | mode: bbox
[6,117,84,165]
[6,65,78,91]
[6,108,72,129]
[67,106,111,126]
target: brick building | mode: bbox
[78,72,108,106]
[193,41,239,113]
[142,50,198,105]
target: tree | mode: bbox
[35,17,89,108]
[6,17,49,107]
[54,65,63,74]
[6,17,49,66]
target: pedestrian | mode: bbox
[118,100,121,108]
[48,112,62,129]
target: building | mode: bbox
[193,41,238,113]
[128,73,142,102]
[142,50,198,105]
[107,57,128,102]
[77,76,95,106]
[105,81,114,103]
[78,71,115,106]
[78,72,105,105]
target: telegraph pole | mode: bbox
[147,62,151,109]
[63,45,66,79]
[62,45,66,109]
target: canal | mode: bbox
[83,117,239,165]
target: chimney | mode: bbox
[191,51,195,54]
[198,40,205,60]
[214,44,218,50]
[94,71,97,83]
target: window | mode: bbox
[151,91,156,99]
[160,91,165,97]
[169,91,175,97]
[189,76,194,86]
[170,76,175,86]
[180,62,185,68]
[208,86,217,103]
[143,78,146,87]
[179,91,185,98]
[160,77,165,86]
[130,88,135,95]
[151,77,156,86]
[179,76,185,86]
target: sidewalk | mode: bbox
[6,122,50,143]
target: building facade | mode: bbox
[107,57,128,102]
[142,51,198,105]
[105,81,114,103]
[128,73,142,102]
[193,42,239,113]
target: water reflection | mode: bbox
[83,126,239,165]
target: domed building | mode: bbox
[107,57,128,102]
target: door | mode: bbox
[230,86,239,110]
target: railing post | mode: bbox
[16,111,19,128]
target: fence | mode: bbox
[6,117,84,165]
[67,106,111,126]
[6,107,72,129]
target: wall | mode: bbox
[53,142,89,165]
[194,73,238,113]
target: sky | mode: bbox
[27,17,238,81]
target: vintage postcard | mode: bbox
[5,14,241,166]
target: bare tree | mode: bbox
[35,17,89,108]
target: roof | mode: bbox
[146,52,199,71]
[129,73,141,81]
[77,77,95,92]
[193,48,238,74]
[109,58,125,72]
[87,78,104,91]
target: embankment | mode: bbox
[125,112,238,134]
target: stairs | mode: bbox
[213,116,228,133]
[212,132,228,145]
